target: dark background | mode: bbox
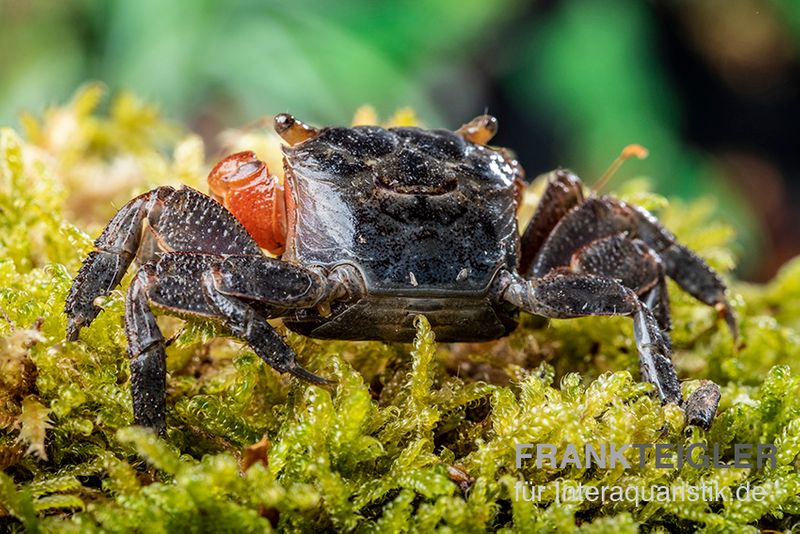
[2,0,798,280]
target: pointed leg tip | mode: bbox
[715,302,738,343]
[725,313,739,344]
[65,318,82,341]
[287,362,335,386]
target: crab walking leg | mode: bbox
[124,253,232,434]
[628,205,737,339]
[496,270,721,428]
[659,242,736,338]
[529,196,736,339]
[125,265,169,435]
[519,170,584,277]
[66,188,166,341]
[65,186,263,341]
[122,252,332,432]
[570,233,672,331]
[200,271,329,384]
[206,255,334,309]
[497,271,680,401]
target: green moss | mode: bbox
[1,86,800,531]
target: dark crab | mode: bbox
[65,114,735,435]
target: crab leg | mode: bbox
[206,255,332,309]
[528,196,736,339]
[570,233,671,331]
[200,270,331,384]
[65,186,262,340]
[124,252,332,434]
[126,265,169,435]
[66,188,165,341]
[519,170,584,276]
[494,270,719,428]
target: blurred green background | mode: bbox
[2,0,800,280]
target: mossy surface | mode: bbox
[1,85,800,532]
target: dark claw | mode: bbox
[716,302,739,342]
[683,381,721,430]
[66,316,85,342]
[285,362,336,385]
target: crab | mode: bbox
[65,113,736,436]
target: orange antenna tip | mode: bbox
[621,144,649,160]
[592,144,650,193]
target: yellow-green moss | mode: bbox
[1,85,799,532]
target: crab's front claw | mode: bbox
[207,151,287,255]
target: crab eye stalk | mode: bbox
[207,151,288,255]
[456,114,498,145]
[273,113,320,145]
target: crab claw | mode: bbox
[273,113,320,145]
[456,114,498,145]
[207,151,288,255]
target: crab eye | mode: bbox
[274,113,321,145]
[456,114,498,145]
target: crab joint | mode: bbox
[207,151,287,255]
[274,113,320,145]
[456,114,499,145]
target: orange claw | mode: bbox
[207,151,287,255]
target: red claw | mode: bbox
[207,151,287,255]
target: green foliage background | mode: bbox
[1,88,800,532]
